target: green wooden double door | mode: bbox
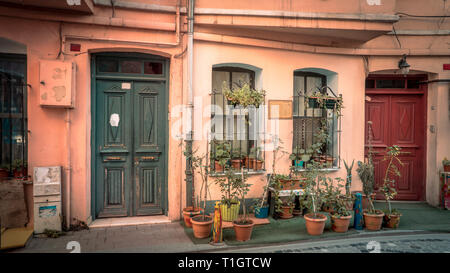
[93,54,168,218]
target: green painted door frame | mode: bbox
[90,52,169,220]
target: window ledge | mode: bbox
[291,167,340,172]
[209,170,266,177]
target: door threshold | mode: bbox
[89,215,171,229]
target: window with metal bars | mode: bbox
[0,54,28,180]
[292,71,340,169]
[210,67,265,173]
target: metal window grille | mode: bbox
[292,72,341,169]
[0,54,28,179]
[210,67,265,173]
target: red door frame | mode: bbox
[365,74,427,201]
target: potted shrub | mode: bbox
[303,161,327,235]
[12,159,27,179]
[443,157,450,172]
[182,145,205,227]
[331,195,352,233]
[189,145,214,238]
[211,140,231,173]
[357,160,384,231]
[278,191,296,219]
[215,168,241,222]
[231,149,243,170]
[289,147,312,169]
[248,146,264,171]
[320,177,345,214]
[305,89,343,115]
[232,168,254,241]
[343,159,355,210]
[381,145,403,229]
[222,82,266,108]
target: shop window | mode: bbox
[292,71,340,169]
[210,67,265,173]
[0,54,27,179]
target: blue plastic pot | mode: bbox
[255,205,269,218]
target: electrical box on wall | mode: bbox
[39,60,76,108]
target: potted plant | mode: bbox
[331,194,353,233]
[12,159,27,179]
[211,140,231,172]
[182,145,204,227]
[303,161,328,235]
[248,146,264,170]
[222,81,266,108]
[381,145,403,229]
[305,88,343,116]
[278,191,296,219]
[231,149,243,170]
[187,145,214,238]
[215,168,241,222]
[320,177,345,214]
[289,147,312,169]
[232,168,254,241]
[343,159,355,210]
[443,157,450,172]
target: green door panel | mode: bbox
[93,55,168,218]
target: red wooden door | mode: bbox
[365,77,426,201]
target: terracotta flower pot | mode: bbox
[331,214,352,233]
[253,160,263,170]
[384,214,402,229]
[191,215,213,238]
[444,165,450,172]
[232,219,255,241]
[214,161,224,172]
[182,206,203,228]
[231,159,242,169]
[363,211,385,231]
[278,205,294,219]
[304,213,327,236]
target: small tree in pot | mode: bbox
[381,145,403,228]
[232,167,254,241]
[357,121,384,231]
[303,161,327,236]
[189,144,214,238]
[329,179,352,233]
[215,168,241,222]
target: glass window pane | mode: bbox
[293,75,305,116]
[376,79,405,89]
[98,59,119,72]
[306,76,322,95]
[407,79,421,89]
[121,60,141,74]
[231,72,250,89]
[144,62,163,75]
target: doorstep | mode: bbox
[89,215,171,228]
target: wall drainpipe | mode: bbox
[185,0,195,208]
[65,109,72,230]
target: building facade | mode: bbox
[0,0,448,228]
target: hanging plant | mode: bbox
[305,89,343,116]
[222,82,266,108]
